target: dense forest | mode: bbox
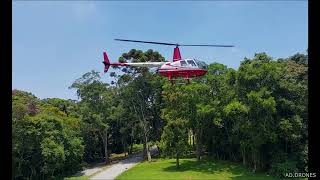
[12,49,308,179]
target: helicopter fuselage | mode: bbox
[158,59,207,80]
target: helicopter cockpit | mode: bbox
[180,59,208,69]
[194,59,208,70]
[180,59,199,68]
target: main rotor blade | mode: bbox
[114,39,235,47]
[114,39,178,46]
[179,44,234,47]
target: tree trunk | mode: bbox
[242,147,246,166]
[147,145,152,162]
[143,133,151,161]
[252,151,256,172]
[122,137,127,157]
[196,144,201,161]
[30,167,35,180]
[195,129,202,161]
[17,155,22,177]
[141,107,151,161]
[129,129,134,155]
[196,137,201,161]
[104,137,109,164]
[192,133,195,148]
[176,152,180,168]
[130,143,133,154]
[99,129,109,164]
[104,133,109,164]
[134,103,151,161]
[143,142,147,158]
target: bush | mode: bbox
[297,144,308,172]
[269,159,298,178]
[132,144,144,153]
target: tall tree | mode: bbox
[70,70,112,164]
[12,90,84,179]
[115,49,166,161]
[159,118,189,168]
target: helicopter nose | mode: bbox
[202,69,207,75]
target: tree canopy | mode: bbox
[12,51,308,179]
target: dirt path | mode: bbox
[90,146,158,180]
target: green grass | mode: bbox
[116,158,281,180]
[64,175,89,180]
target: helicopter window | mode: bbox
[187,60,197,67]
[180,60,187,66]
[195,59,208,69]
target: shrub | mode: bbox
[269,159,298,178]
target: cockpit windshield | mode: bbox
[187,60,197,67]
[194,59,208,69]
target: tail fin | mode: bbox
[103,52,110,72]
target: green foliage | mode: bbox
[12,51,308,179]
[288,53,308,65]
[12,91,84,179]
[224,100,249,116]
[132,144,144,153]
[41,137,66,175]
[115,49,166,159]
[270,159,299,178]
[159,118,189,158]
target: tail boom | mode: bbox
[103,51,166,73]
[103,52,129,72]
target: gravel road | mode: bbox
[90,146,158,180]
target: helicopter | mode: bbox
[103,39,234,83]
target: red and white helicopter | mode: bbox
[103,39,234,83]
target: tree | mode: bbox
[159,118,189,168]
[246,88,277,171]
[12,90,84,179]
[288,53,308,65]
[115,49,166,161]
[70,70,111,164]
[223,100,249,165]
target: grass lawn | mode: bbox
[64,175,88,180]
[116,158,283,180]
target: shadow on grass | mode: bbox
[162,159,277,180]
